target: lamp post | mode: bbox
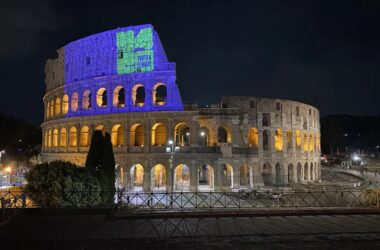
[167,140,179,208]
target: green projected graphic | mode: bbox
[117,28,154,74]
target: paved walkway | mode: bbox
[1,210,380,249]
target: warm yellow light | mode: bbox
[5,167,11,173]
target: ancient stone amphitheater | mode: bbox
[41,24,321,192]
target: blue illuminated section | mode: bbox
[62,24,183,117]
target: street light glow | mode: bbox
[168,140,173,145]
[200,131,205,137]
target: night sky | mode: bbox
[0,0,379,126]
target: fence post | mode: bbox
[22,192,26,208]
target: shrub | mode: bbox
[25,161,101,207]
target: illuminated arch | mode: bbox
[151,164,167,190]
[222,164,233,188]
[174,164,190,191]
[263,130,270,150]
[82,90,91,110]
[303,133,309,152]
[132,84,145,107]
[130,123,144,146]
[52,129,58,147]
[44,130,48,148]
[69,127,77,147]
[49,99,54,117]
[309,133,314,152]
[151,123,167,146]
[113,86,125,107]
[198,164,214,190]
[48,130,52,147]
[62,95,69,115]
[248,128,259,148]
[295,130,302,148]
[240,164,251,187]
[95,124,105,134]
[217,126,232,143]
[59,128,67,147]
[274,129,283,151]
[130,164,144,191]
[55,97,61,116]
[111,124,124,146]
[71,92,79,112]
[80,126,90,147]
[174,123,190,146]
[199,127,210,146]
[153,83,167,105]
[96,88,107,107]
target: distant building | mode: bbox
[41,24,321,191]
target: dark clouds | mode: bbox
[0,0,379,126]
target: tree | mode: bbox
[99,132,116,204]
[25,161,101,207]
[85,130,104,172]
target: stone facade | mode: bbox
[41,25,321,192]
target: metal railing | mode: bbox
[116,189,380,210]
[1,189,379,215]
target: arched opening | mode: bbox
[297,163,302,182]
[151,164,166,190]
[132,84,145,107]
[310,163,314,180]
[275,163,281,185]
[46,102,50,119]
[59,128,67,147]
[303,134,309,152]
[69,127,77,147]
[304,163,309,181]
[71,92,78,112]
[262,163,272,186]
[62,95,69,115]
[286,131,293,149]
[309,134,314,152]
[199,127,209,146]
[222,164,233,188]
[95,125,105,135]
[130,164,144,191]
[48,130,52,147]
[198,164,214,190]
[174,123,190,146]
[288,164,294,184]
[55,97,61,116]
[49,99,54,117]
[151,123,166,146]
[113,86,125,107]
[153,83,167,105]
[240,164,251,187]
[295,130,302,149]
[111,124,124,147]
[130,124,144,146]
[174,164,190,191]
[52,129,58,147]
[82,90,91,110]
[115,165,124,188]
[96,88,107,107]
[44,131,48,148]
[80,126,90,147]
[274,129,283,151]
[217,127,231,143]
[263,130,270,150]
[248,128,259,148]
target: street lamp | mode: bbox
[166,140,179,207]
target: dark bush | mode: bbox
[25,161,101,207]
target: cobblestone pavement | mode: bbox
[1,211,380,249]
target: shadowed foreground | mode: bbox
[1,209,380,249]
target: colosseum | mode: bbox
[41,24,321,192]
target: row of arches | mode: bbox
[117,161,320,191]
[45,83,168,119]
[43,123,320,152]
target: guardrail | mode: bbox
[0,190,28,220]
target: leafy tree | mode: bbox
[99,133,116,203]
